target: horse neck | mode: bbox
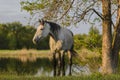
[48,23,61,41]
[49,29,59,41]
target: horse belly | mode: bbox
[61,37,73,50]
[62,42,73,50]
[58,28,73,50]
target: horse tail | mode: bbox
[69,44,78,56]
[70,49,78,57]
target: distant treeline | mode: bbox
[0,22,102,50]
[0,22,49,50]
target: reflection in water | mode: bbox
[0,57,96,76]
[0,58,53,76]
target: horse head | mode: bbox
[33,19,51,44]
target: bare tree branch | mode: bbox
[112,9,117,15]
[74,7,116,28]
[74,1,97,23]
[92,8,115,28]
[57,0,75,20]
[91,9,103,19]
[75,8,103,23]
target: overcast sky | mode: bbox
[0,0,101,34]
[0,0,30,24]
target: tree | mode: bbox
[101,0,113,74]
[86,26,101,50]
[0,22,48,49]
[0,24,9,49]
[6,22,24,49]
[74,34,87,50]
[20,0,120,74]
[101,0,120,74]
[112,0,120,73]
[74,27,102,51]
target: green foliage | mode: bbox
[0,22,49,50]
[74,34,87,49]
[85,26,102,50]
[74,27,102,51]
[20,0,73,23]
[0,24,9,49]
[0,22,101,50]
[20,0,47,14]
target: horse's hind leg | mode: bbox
[68,50,72,76]
[53,52,57,76]
[61,51,65,76]
[57,52,61,76]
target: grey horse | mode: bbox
[33,19,77,76]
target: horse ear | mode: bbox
[38,19,41,22]
[39,19,44,24]
[39,19,42,23]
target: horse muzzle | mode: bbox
[33,36,44,44]
[32,37,39,44]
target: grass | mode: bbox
[0,74,120,80]
[0,49,120,80]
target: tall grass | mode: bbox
[0,49,52,62]
[0,49,49,56]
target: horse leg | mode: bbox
[68,50,72,76]
[61,51,65,76]
[57,52,61,76]
[53,52,57,76]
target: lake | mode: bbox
[0,57,95,76]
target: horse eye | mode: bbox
[41,28,44,30]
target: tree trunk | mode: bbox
[101,0,113,74]
[112,0,120,73]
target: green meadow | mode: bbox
[0,49,120,80]
[0,74,120,80]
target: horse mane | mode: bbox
[45,21,61,40]
[45,21,61,32]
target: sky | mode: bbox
[0,0,101,34]
[0,0,30,24]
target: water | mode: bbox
[0,57,98,76]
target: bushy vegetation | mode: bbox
[0,22,49,50]
[0,22,101,50]
[74,26,102,51]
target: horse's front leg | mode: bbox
[53,52,57,76]
[57,52,61,76]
